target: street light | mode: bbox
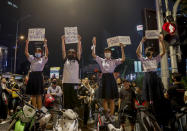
[14,35,25,74]
[19,35,25,40]
[13,14,31,73]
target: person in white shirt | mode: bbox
[25,39,48,109]
[136,34,166,104]
[91,36,125,116]
[47,78,62,109]
[61,35,82,109]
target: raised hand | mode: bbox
[141,36,147,43]
[78,35,82,41]
[61,35,65,42]
[26,39,29,45]
[92,36,96,46]
[120,43,124,48]
[159,34,164,41]
[44,38,47,45]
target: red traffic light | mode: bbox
[162,22,176,34]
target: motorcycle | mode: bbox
[53,109,80,131]
[7,91,51,131]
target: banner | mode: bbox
[50,67,60,79]
[145,30,159,39]
[107,36,131,47]
[28,28,45,41]
[64,27,78,44]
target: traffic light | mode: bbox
[162,22,176,34]
[162,16,179,46]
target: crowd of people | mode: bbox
[0,34,186,130]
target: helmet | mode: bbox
[44,94,55,107]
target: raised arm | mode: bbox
[120,43,125,62]
[44,38,49,58]
[77,35,82,61]
[25,40,30,59]
[159,34,166,57]
[61,35,66,60]
[136,37,146,58]
[92,36,97,59]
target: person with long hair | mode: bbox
[25,39,48,109]
[91,36,125,117]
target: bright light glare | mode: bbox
[19,35,25,40]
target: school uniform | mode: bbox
[62,58,80,109]
[26,55,48,95]
[139,55,164,102]
[95,56,122,99]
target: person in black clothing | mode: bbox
[118,80,136,131]
[167,73,185,111]
[77,80,90,127]
[0,78,12,123]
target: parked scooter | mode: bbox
[53,109,80,131]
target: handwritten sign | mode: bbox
[28,28,45,41]
[145,30,159,39]
[107,36,131,47]
[64,27,78,44]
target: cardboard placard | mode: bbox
[64,27,78,44]
[145,30,159,39]
[107,36,131,47]
[28,28,45,41]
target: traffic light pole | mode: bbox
[165,0,178,73]
[155,0,169,89]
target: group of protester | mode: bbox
[0,34,186,130]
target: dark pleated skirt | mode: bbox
[142,72,164,101]
[26,71,44,95]
[99,73,119,99]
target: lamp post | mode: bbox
[13,14,31,73]
[14,35,25,73]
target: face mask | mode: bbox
[52,81,57,85]
[35,53,41,58]
[104,53,111,59]
[145,52,151,57]
[67,54,75,60]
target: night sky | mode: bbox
[1,0,156,74]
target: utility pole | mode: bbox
[14,21,19,74]
[13,14,31,74]
[155,0,169,89]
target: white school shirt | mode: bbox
[95,56,122,73]
[28,55,48,72]
[62,59,80,84]
[139,55,161,72]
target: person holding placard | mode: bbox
[136,35,166,105]
[25,39,48,109]
[91,36,125,117]
[61,35,82,109]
